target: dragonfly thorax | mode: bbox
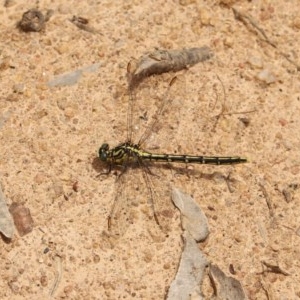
[99,142,144,165]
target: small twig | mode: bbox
[258,182,274,217]
[260,279,271,300]
[220,109,257,116]
[211,74,256,131]
[233,7,300,71]
[232,7,276,48]
[211,75,226,130]
[260,260,289,276]
[70,16,99,34]
[49,255,63,297]
[223,172,237,193]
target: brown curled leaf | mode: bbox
[9,203,34,236]
[128,46,213,89]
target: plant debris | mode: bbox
[18,9,53,32]
[128,46,213,89]
[167,231,208,300]
[209,264,247,299]
[172,188,209,242]
[260,260,289,276]
[0,184,14,239]
[9,202,34,236]
[70,16,99,33]
[232,7,300,71]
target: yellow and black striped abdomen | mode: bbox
[140,152,247,165]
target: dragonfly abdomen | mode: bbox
[141,152,247,165]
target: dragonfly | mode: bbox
[99,69,247,237]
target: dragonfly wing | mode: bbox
[108,163,148,238]
[140,161,178,234]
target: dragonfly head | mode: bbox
[99,143,110,161]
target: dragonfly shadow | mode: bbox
[92,156,105,174]
[92,156,126,179]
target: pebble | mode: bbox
[256,68,277,84]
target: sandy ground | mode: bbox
[0,0,300,299]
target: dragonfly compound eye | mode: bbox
[99,143,109,161]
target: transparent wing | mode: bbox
[107,159,178,238]
[107,164,142,238]
[108,158,163,238]
[140,161,178,234]
[128,72,186,151]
